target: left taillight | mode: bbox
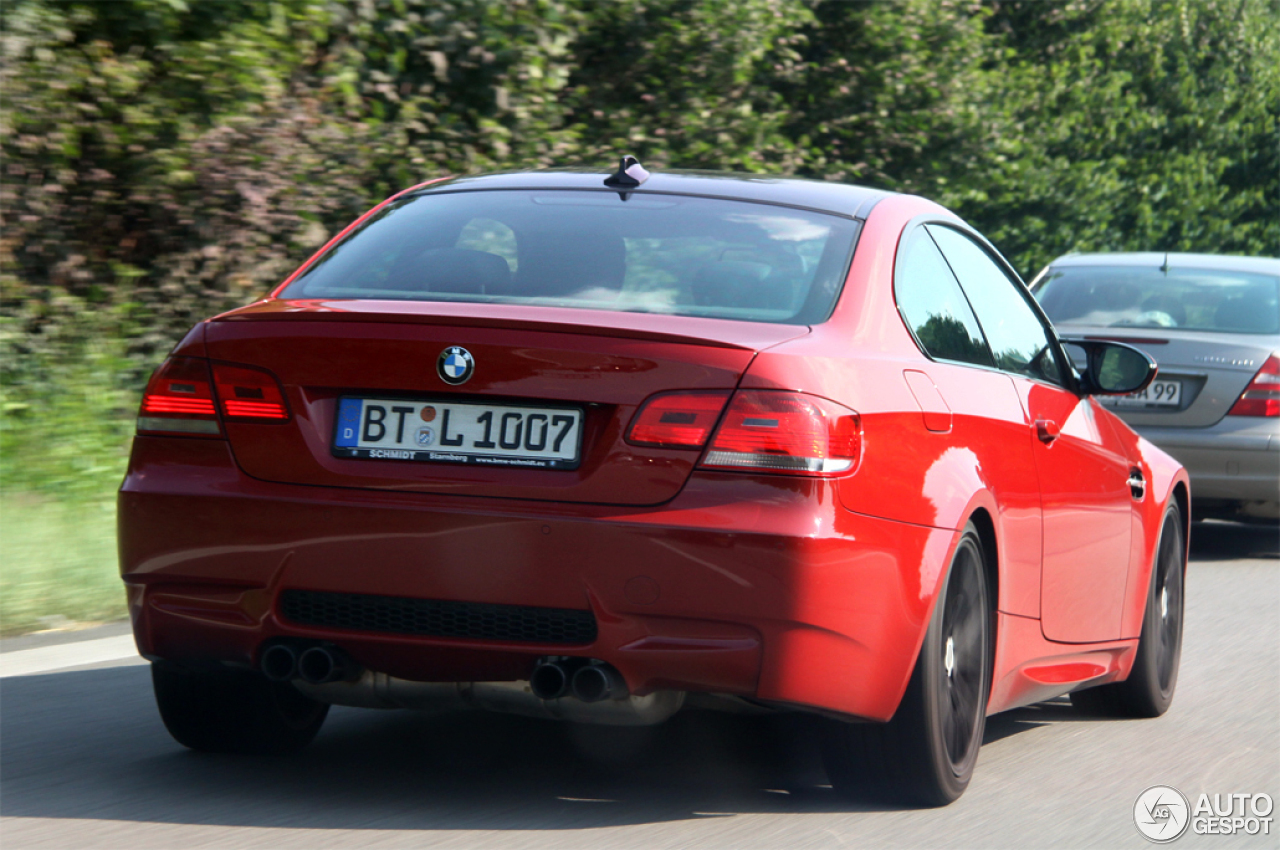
[1227,354,1280,417]
[699,390,861,477]
[138,356,221,436]
[138,357,291,436]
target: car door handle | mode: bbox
[1128,469,1146,500]
[1035,419,1059,444]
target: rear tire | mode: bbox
[1071,502,1185,718]
[152,662,329,755]
[822,525,992,807]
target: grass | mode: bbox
[0,494,126,635]
[0,302,139,635]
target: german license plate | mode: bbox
[333,398,583,469]
[1105,379,1182,408]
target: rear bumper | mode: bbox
[1134,417,1279,506]
[119,436,957,721]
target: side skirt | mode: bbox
[988,612,1139,715]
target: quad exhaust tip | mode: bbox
[260,642,359,684]
[260,643,299,682]
[571,664,624,703]
[266,646,626,704]
[297,645,358,684]
[529,658,627,703]
[529,660,571,700]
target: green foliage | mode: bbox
[4,0,1276,352]
[789,0,995,191]
[0,496,124,634]
[564,0,812,171]
[0,293,138,500]
[319,0,585,177]
[1,0,351,356]
[949,0,1280,276]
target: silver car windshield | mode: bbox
[1035,265,1280,334]
[280,190,861,325]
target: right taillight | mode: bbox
[212,363,290,420]
[138,356,221,436]
[1228,354,1280,417]
[699,390,861,476]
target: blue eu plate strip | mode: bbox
[334,398,363,447]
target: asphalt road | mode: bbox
[2,521,1276,849]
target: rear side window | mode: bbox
[281,190,860,325]
[927,225,1064,386]
[1034,265,1280,334]
[894,228,994,367]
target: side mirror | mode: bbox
[1060,338,1158,396]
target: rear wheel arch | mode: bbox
[823,519,994,805]
[965,508,1000,620]
[963,509,999,709]
[1138,477,1189,622]
[1171,481,1190,570]
[913,505,999,688]
[906,511,999,714]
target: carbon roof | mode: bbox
[411,168,895,220]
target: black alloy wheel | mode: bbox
[937,533,989,775]
[823,524,992,807]
[1071,502,1185,718]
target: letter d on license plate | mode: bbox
[333,397,583,469]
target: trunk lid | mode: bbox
[204,299,808,505]
[1065,328,1278,427]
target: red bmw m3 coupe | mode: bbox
[120,161,1189,805]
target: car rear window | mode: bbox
[280,190,860,325]
[1034,265,1280,334]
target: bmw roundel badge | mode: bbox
[437,346,475,385]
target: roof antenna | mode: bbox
[1159,252,1169,273]
[604,155,650,191]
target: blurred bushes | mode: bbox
[0,0,1277,499]
[965,0,1280,272]
[0,298,135,499]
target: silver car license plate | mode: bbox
[332,397,583,469]
[1105,379,1182,408]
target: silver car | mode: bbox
[1031,252,1279,523]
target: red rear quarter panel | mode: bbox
[741,195,1043,618]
